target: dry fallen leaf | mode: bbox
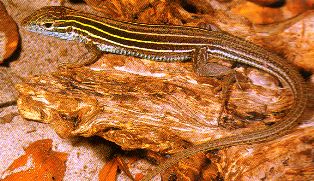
[99,158,119,181]
[99,156,138,181]
[1,139,68,181]
[247,0,281,6]
[232,0,312,24]
[0,1,19,63]
[134,173,144,181]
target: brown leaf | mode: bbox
[232,0,312,25]
[116,157,135,180]
[247,0,281,6]
[84,0,155,21]
[0,1,19,63]
[99,158,119,181]
[161,152,208,181]
[135,173,144,181]
[99,156,138,181]
[1,139,68,181]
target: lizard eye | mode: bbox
[42,22,54,29]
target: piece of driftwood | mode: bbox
[160,126,314,180]
[16,54,293,154]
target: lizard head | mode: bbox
[22,6,76,39]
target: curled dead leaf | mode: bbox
[1,139,68,181]
[99,158,119,181]
[232,0,312,25]
[247,0,282,6]
[0,1,19,63]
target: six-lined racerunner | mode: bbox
[22,6,307,180]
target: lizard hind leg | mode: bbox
[193,47,239,126]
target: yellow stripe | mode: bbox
[70,26,192,53]
[69,15,209,38]
[58,19,213,47]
